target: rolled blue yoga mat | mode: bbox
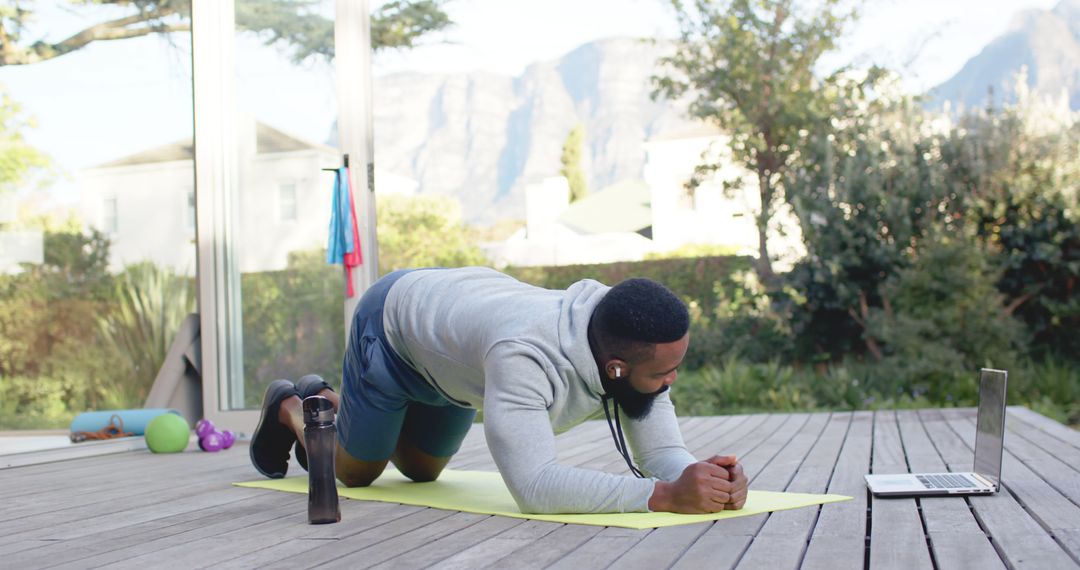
[70,409,183,436]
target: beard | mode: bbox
[600,375,669,420]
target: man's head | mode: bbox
[588,278,690,419]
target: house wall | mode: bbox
[79,159,199,274]
[644,132,805,268]
[236,150,337,273]
[78,148,347,275]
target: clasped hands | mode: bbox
[649,455,748,514]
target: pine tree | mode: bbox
[560,125,588,202]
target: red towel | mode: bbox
[343,169,363,297]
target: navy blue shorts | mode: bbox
[336,269,477,461]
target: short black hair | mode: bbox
[588,278,690,364]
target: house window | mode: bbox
[279,183,297,222]
[187,189,196,231]
[103,196,118,233]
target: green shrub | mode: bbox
[671,356,1077,429]
[507,255,755,312]
[0,375,77,430]
[864,237,1029,401]
[97,262,196,405]
[241,249,344,407]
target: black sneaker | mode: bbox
[294,374,335,472]
[249,379,300,478]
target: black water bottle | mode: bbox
[303,395,341,524]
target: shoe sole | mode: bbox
[249,379,299,479]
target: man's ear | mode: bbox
[606,360,626,379]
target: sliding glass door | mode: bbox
[193,0,375,432]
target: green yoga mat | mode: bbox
[236,468,850,529]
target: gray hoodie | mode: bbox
[382,267,696,514]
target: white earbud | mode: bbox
[613,366,621,378]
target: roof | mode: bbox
[94,123,327,168]
[558,179,652,235]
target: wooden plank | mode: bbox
[922,408,1078,569]
[897,409,1004,570]
[685,413,777,460]
[46,497,315,570]
[0,465,259,551]
[607,413,801,570]
[948,412,1080,563]
[732,412,851,570]
[187,508,464,570]
[1001,414,1080,505]
[677,414,744,459]
[593,412,778,474]
[673,413,827,569]
[5,492,293,568]
[442,415,745,570]
[611,523,713,570]
[802,410,872,570]
[204,503,431,570]
[1008,406,1080,449]
[868,410,935,570]
[1004,411,1080,479]
[391,418,734,570]
[0,455,251,525]
[366,515,526,569]
[542,526,649,570]
[0,446,206,502]
[430,520,564,570]
[562,415,726,474]
[479,523,603,569]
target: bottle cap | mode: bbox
[302,395,335,425]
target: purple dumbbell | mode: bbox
[220,430,236,450]
[199,431,225,452]
[195,418,216,439]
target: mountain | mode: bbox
[928,0,1080,110]
[370,38,695,224]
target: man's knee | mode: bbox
[392,447,450,483]
[336,466,377,488]
[335,444,386,487]
[397,464,443,483]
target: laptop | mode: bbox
[865,368,1007,497]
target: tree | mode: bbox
[0,0,451,66]
[653,0,856,284]
[559,124,588,202]
[783,73,953,361]
[783,69,1080,365]
[375,194,488,273]
[0,88,48,193]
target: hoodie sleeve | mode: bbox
[622,391,697,481]
[482,342,658,514]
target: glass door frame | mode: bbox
[192,0,379,434]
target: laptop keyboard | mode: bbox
[917,473,978,489]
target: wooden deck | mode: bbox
[1,406,1079,569]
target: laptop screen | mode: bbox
[973,369,1008,484]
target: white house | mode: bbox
[644,125,805,269]
[79,117,416,275]
[485,124,805,268]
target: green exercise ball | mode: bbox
[145,413,190,453]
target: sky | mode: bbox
[0,0,1062,206]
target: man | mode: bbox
[250,267,748,514]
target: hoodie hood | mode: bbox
[559,279,610,400]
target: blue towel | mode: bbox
[327,167,356,264]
